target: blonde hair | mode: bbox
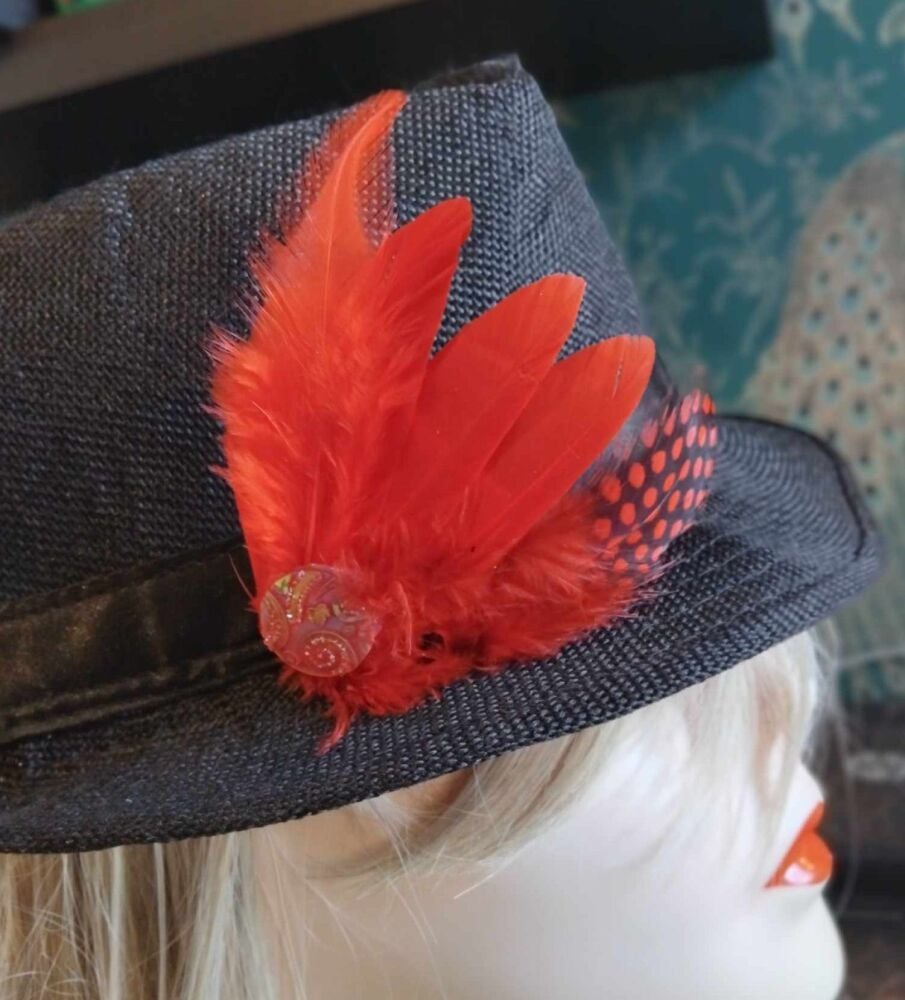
[0,632,827,1000]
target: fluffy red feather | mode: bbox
[210,92,715,743]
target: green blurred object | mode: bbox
[53,0,125,13]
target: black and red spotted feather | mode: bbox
[594,390,717,580]
[210,92,717,744]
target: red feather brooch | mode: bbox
[210,91,716,744]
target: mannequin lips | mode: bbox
[766,802,833,889]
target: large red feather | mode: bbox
[211,93,471,590]
[210,92,715,743]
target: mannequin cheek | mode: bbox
[566,736,692,873]
[560,754,824,909]
[570,755,754,894]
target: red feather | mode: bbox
[464,335,655,566]
[211,93,471,590]
[210,92,715,743]
[386,274,586,520]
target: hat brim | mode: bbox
[0,415,882,853]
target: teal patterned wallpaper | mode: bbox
[559,0,905,703]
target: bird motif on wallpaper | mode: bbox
[879,2,905,61]
[744,136,905,692]
[775,0,815,65]
[817,0,863,42]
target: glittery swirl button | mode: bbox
[258,565,380,678]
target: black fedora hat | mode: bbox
[0,60,882,854]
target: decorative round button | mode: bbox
[258,565,380,678]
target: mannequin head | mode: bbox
[258,629,842,1000]
[0,632,841,1000]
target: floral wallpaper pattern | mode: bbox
[560,0,905,706]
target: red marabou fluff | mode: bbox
[209,91,716,744]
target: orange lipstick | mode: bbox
[767,802,833,889]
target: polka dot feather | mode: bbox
[593,390,716,584]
